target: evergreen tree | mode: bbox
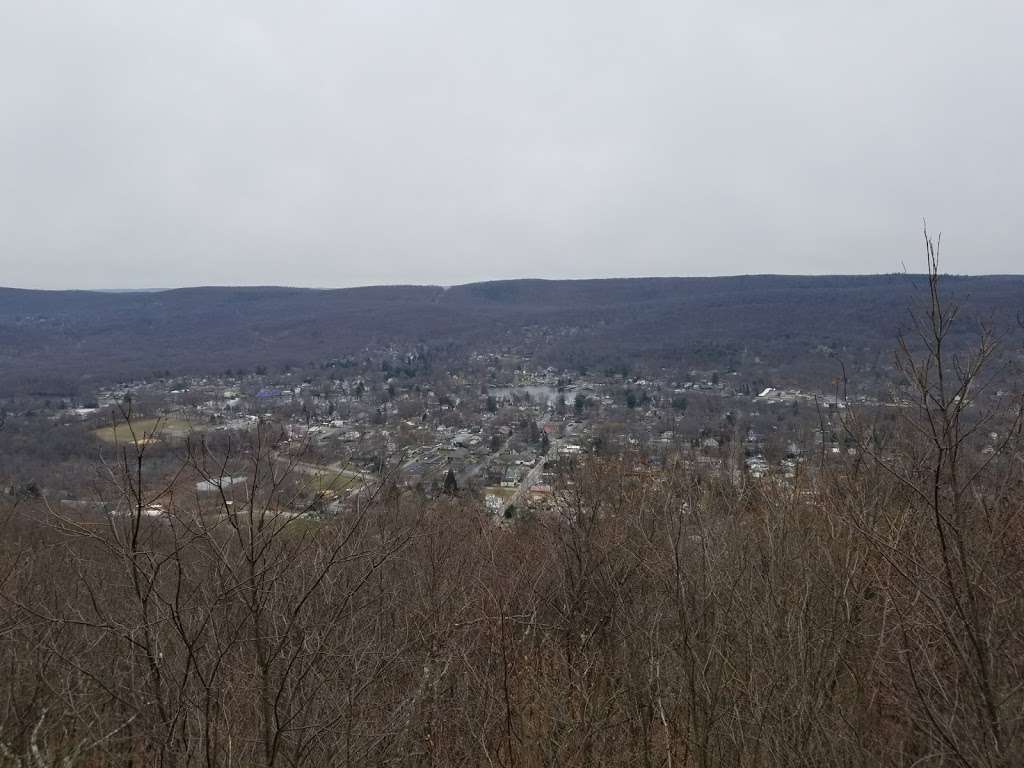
[443,468,458,495]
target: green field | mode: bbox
[313,470,368,495]
[93,417,195,444]
[289,461,371,495]
[484,486,517,500]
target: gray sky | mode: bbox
[1,1,1022,289]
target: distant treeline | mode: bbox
[1,274,1022,395]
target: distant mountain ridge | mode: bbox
[1,275,1022,396]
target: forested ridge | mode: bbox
[2,274,1023,395]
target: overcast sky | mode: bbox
[1,1,1022,289]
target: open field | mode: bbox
[93,417,196,444]
[484,486,517,500]
[310,470,367,494]
[288,460,371,494]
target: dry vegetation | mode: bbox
[1,250,1022,767]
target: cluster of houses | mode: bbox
[58,360,887,516]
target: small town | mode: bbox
[6,341,960,526]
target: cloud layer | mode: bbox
[1,1,1022,288]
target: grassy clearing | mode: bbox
[293,464,369,494]
[314,474,366,495]
[93,417,196,445]
[277,458,376,499]
[484,486,517,500]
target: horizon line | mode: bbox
[3,271,1024,294]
